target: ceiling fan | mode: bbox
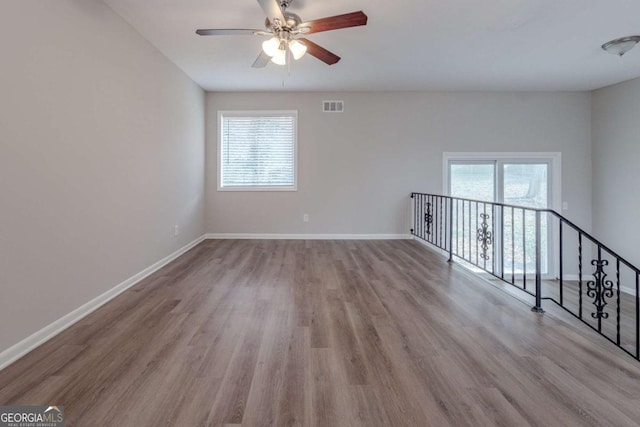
[195,0,367,67]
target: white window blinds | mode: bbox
[219,111,297,190]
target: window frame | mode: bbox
[217,110,298,192]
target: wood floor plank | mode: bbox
[275,326,311,427]
[2,239,640,426]
[242,307,291,427]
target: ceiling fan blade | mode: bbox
[298,38,340,65]
[196,29,267,36]
[252,51,271,68]
[256,0,286,28]
[299,11,367,34]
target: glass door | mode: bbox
[448,159,551,277]
[501,162,550,276]
[448,162,496,272]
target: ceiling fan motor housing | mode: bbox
[264,12,302,32]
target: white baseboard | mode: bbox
[205,233,411,240]
[0,235,206,371]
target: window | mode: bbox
[218,111,297,191]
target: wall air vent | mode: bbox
[322,100,344,113]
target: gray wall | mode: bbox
[206,91,592,235]
[0,1,205,352]
[592,77,640,266]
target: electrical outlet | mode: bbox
[562,202,568,211]
[303,214,309,222]
[174,225,179,236]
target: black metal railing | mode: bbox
[411,192,640,361]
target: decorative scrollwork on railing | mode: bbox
[424,202,433,235]
[586,259,615,319]
[476,213,493,260]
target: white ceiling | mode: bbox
[103,0,640,92]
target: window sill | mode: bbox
[217,186,297,192]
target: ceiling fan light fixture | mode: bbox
[602,36,640,56]
[262,36,280,57]
[289,39,307,60]
[271,47,287,65]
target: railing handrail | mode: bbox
[411,192,640,274]
[411,191,640,362]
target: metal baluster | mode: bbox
[433,195,437,245]
[511,207,515,284]
[616,259,620,345]
[425,194,428,240]
[429,195,431,241]
[436,196,439,247]
[462,201,466,260]
[431,195,435,244]
[559,220,564,306]
[433,197,442,247]
[423,194,426,241]
[435,195,438,245]
[443,197,446,250]
[433,196,442,248]
[438,197,441,248]
[469,201,472,263]
[597,245,602,333]
[438,197,444,248]
[475,202,479,266]
[579,233,583,319]
[428,195,430,241]
[417,194,421,238]
[421,194,424,240]
[499,205,503,279]
[416,194,419,238]
[426,195,430,242]
[432,196,435,245]
[636,270,640,359]
[532,210,544,313]
[411,194,415,235]
[448,197,453,262]
[438,197,444,249]
[483,203,487,271]
[416,194,419,237]
[456,199,459,256]
[426,195,430,243]
[436,196,440,247]
[523,209,527,291]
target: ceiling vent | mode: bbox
[322,100,344,113]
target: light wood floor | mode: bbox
[2,239,640,426]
